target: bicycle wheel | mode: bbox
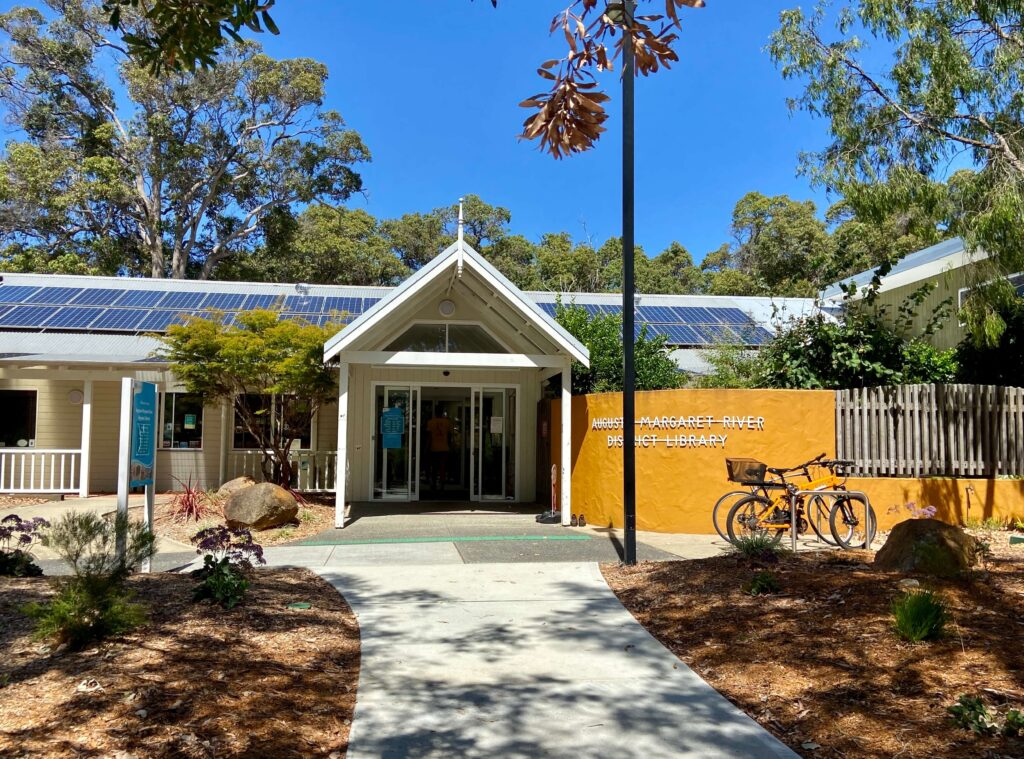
[829,496,878,550]
[808,494,840,545]
[712,490,754,542]
[726,494,785,545]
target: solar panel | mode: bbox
[283,295,325,313]
[0,305,59,327]
[71,288,123,306]
[323,296,364,315]
[137,310,194,331]
[537,303,558,316]
[279,312,327,326]
[25,287,83,304]
[158,291,207,309]
[241,293,278,310]
[114,290,164,307]
[202,292,246,310]
[362,297,381,309]
[636,305,676,323]
[46,307,104,329]
[92,308,147,330]
[0,286,41,303]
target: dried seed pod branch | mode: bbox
[521,0,705,158]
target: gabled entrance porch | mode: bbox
[323,227,589,528]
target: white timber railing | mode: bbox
[0,449,82,494]
[228,450,337,492]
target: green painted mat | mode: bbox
[298,534,592,547]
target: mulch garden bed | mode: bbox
[0,568,360,758]
[120,495,336,548]
[602,530,1024,759]
[0,495,49,511]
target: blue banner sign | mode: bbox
[129,381,157,487]
[380,406,405,450]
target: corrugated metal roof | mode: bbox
[821,237,968,299]
[0,331,165,365]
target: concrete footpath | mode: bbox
[318,561,796,758]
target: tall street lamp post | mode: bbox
[608,0,638,565]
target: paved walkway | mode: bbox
[318,561,796,758]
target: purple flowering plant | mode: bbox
[191,524,265,569]
[0,514,50,553]
[886,502,937,520]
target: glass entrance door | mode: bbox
[473,387,516,501]
[372,385,417,500]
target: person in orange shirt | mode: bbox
[426,405,452,492]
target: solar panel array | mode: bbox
[535,302,774,347]
[0,285,379,333]
[0,283,774,347]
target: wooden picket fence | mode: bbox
[835,384,1024,477]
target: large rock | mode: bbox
[217,476,255,499]
[224,483,298,531]
[874,518,980,578]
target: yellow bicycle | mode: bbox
[723,455,876,549]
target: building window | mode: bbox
[385,323,506,353]
[161,393,204,449]
[233,394,312,450]
[0,390,36,448]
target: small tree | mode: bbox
[554,301,682,394]
[158,310,342,487]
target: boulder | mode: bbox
[224,483,298,531]
[217,476,255,499]
[874,518,980,578]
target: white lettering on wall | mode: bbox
[594,412,761,449]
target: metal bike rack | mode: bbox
[789,489,872,553]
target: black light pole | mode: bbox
[613,0,638,566]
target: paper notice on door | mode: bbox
[490,416,504,434]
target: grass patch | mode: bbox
[891,589,949,642]
[731,533,784,562]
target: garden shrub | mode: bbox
[743,570,781,596]
[169,476,214,523]
[947,695,1024,737]
[731,533,783,562]
[191,525,266,609]
[0,514,49,577]
[23,511,155,649]
[948,695,999,735]
[891,589,948,642]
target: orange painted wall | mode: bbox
[852,477,1024,530]
[555,388,837,533]
[549,389,1024,534]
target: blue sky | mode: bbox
[258,1,837,262]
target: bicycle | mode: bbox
[723,456,877,549]
[714,454,836,544]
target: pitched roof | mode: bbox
[323,240,591,365]
[821,237,982,299]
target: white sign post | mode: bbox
[116,378,158,573]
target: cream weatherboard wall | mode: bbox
[1,376,224,494]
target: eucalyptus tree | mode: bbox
[770,0,1024,340]
[0,0,367,278]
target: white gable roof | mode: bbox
[323,241,590,366]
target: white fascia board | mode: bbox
[339,351,571,369]
[324,242,590,367]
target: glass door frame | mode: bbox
[370,385,418,501]
[368,381,520,503]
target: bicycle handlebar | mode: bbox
[766,452,827,476]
